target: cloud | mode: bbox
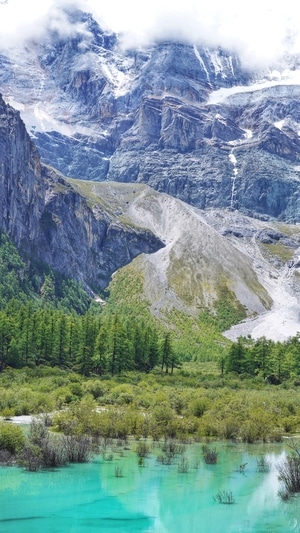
[0,0,88,49]
[1,0,300,68]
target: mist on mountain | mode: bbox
[1,0,300,68]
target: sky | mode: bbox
[0,0,300,67]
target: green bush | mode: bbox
[189,397,208,418]
[0,423,26,454]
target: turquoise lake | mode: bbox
[1,441,300,532]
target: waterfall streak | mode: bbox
[229,151,238,209]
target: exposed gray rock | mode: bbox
[256,229,286,243]
[220,226,256,238]
[0,7,300,222]
[0,95,163,290]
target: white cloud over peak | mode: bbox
[1,0,300,67]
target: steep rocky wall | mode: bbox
[0,95,163,290]
[0,96,45,246]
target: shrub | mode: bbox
[161,440,185,457]
[1,408,15,419]
[237,462,247,473]
[239,422,259,444]
[83,380,108,399]
[157,453,173,465]
[136,441,150,458]
[219,417,240,440]
[277,455,300,497]
[156,440,186,465]
[0,423,25,454]
[22,419,94,470]
[63,435,93,463]
[103,452,114,461]
[136,440,150,466]
[189,398,208,418]
[18,443,43,471]
[29,418,49,446]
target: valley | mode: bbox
[1,5,300,530]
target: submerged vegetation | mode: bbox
[0,417,94,470]
[277,442,300,500]
[213,490,235,505]
[202,444,218,464]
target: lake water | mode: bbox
[1,440,300,533]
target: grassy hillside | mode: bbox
[105,260,231,363]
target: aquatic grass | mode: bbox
[161,440,185,456]
[202,444,218,464]
[177,457,189,473]
[114,465,123,477]
[256,456,271,473]
[237,462,247,473]
[103,452,114,461]
[277,456,300,497]
[213,490,235,504]
[136,440,150,458]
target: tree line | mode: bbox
[225,335,300,381]
[0,302,179,376]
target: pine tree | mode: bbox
[76,314,97,376]
[93,319,109,375]
[0,312,14,370]
[161,333,174,374]
[226,338,247,374]
[251,337,273,378]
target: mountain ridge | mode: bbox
[0,7,299,222]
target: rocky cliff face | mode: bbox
[0,96,45,247]
[0,95,163,291]
[1,7,300,222]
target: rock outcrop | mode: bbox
[0,95,163,290]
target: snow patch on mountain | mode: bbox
[207,68,300,104]
[274,120,285,131]
[193,44,210,82]
[5,97,99,137]
[243,129,253,139]
[229,150,238,209]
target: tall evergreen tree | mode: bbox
[93,319,110,375]
[76,314,97,376]
[161,333,176,374]
[226,338,247,374]
[251,337,273,378]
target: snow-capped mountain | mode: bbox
[0,7,299,223]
